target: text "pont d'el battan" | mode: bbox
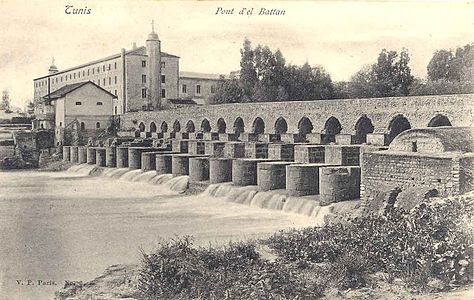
[215,7,286,16]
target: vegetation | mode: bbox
[136,196,473,299]
[211,40,473,104]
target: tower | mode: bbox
[146,20,162,110]
[48,57,59,75]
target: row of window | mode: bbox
[142,61,166,68]
[35,62,120,87]
[75,101,103,106]
[181,84,215,94]
[141,74,167,84]
[141,89,167,98]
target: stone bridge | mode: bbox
[121,94,474,143]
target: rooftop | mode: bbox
[179,71,225,80]
[42,81,117,100]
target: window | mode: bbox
[83,71,85,76]
[161,75,165,83]
[98,80,100,86]
[161,62,165,68]
[97,102,103,106]
[114,107,117,115]
[92,68,94,75]
[114,76,117,84]
[161,89,166,98]
[75,101,82,105]
[196,85,201,94]
[103,65,105,72]
[78,72,80,78]
[96,122,100,129]
[108,64,111,70]
[61,76,63,82]
[142,60,146,67]
[109,77,111,85]
[114,89,117,96]
[87,69,90,76]
[80,122,85,130]
[142,74,146,84]
[141,88,147,98]
[211,85,216,93]
[73,73,76,79]
[114,62,117,69]
[182,84,187,93]
[59,122,62,127]
[412,141,418,152]
[103,78,106,86]
[97,67,100,73]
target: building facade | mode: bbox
[178,72,222,105]
[33,27,179,129]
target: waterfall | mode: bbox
[204,183,360,222]
[64,165,189,193]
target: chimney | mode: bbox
[132,42,137,49]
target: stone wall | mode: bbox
[120,94,474,135]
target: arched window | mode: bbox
[388,114,411,143]
[298,117,313,135]
[233,117,245,136]
[80,122,85,131]
[274,117,288,134]
[173,120,181,132]
[96,122,101,129]
[428,114,452,127]
[161,121,168,133]
[150,122,157,132]
[354,115,374,144]
[186,120,195,133]
[217,118,227,134]
[138,122,145,132]
[201,119,211,132]
[252,117,265,134]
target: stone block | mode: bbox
[189,157,210,182]
[286,163,337,196]
[172,140,189,153]
[245,142,269,159]
[335,134,355,145]
[62,146,70,161]
[218,133,238,141]
[189,132,204,140]
[78,146,87,164]
[116,147,128,168]
[257,134,281,142]
[86,147,96,164]
[105,146,116,167]
[95,148,106,167]
[268,143,295,161]
[239,133,258,142]
[188,140,206,155]
[232,158,276,186]
[175,132,189,140]
[319,166,361,203]
[294,145,325,163]
[366,133,390,146]
[209,158,233,183]
[224,142,246,158]
[203,132,219,141]
[280,134,306,143]
[205,141,226,158]
[325,145,360,166]
[70,146,78,163]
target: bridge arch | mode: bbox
[149,122,157,133]
[324,116,342,135]
[298,117,313,135]
[173,120,181,132]
[233,117,245,136]
[354,115,374,144]
[161,121,168,133]
[274,117,288,134]
[252,117,265,134]
[201,119,211,132]
[388,114,411,143]
[428,114,452,127]
[217,118,227,133]
[186,120,195,133]
[138,122,145,132]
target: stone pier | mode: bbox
[70,146,78,163]
[257,161,292,191]
[205,141,226,158]
[128,147,160,169]
[156,153,174,174]
[105,147,116,167]
[209,158,233,184]
[188,140,206,155]
[286,163,336,196]
[268,143,296,161]
[224,142,246,158]
[116,147,129,168]
[95,148,107,167]
[245,142,269,159]
[78,146,87,163]
[87,147,96,165]
[189,157,210,182]
[172,154,206,176]
[294,145,325,163]
[62,146,71,161]
[319,166,361,203]
[232,158,275,186]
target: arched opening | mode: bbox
[96,122,101,129]
[324,116,342,135]
[298,117,313,135]
[233,117,245,137]
[354,115,374,144]
[161,121,168,133]
[428,114,452,127]
[201,119,211,132]
[149,122,157,133]
[138,122,145,132]
[217,118,227,133]
[173,120,181,133]
[186,120,195,133]
[274,117,288,134]
[388,114,411,143]
[252,117,265,134]
[80,122,85,131]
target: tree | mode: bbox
[239,38,258,99]
[1,90,11,112]
[26,100,35,116]
[427,43,473,82]
[427,50,453,81]
[209,76,244,104]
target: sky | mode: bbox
[0,0,473,109]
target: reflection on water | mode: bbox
[0,167,318,300]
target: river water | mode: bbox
[0,167,319,299]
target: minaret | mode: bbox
[48,57,59,75]
[146,20,162,110]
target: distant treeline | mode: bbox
[210,40,473,104]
